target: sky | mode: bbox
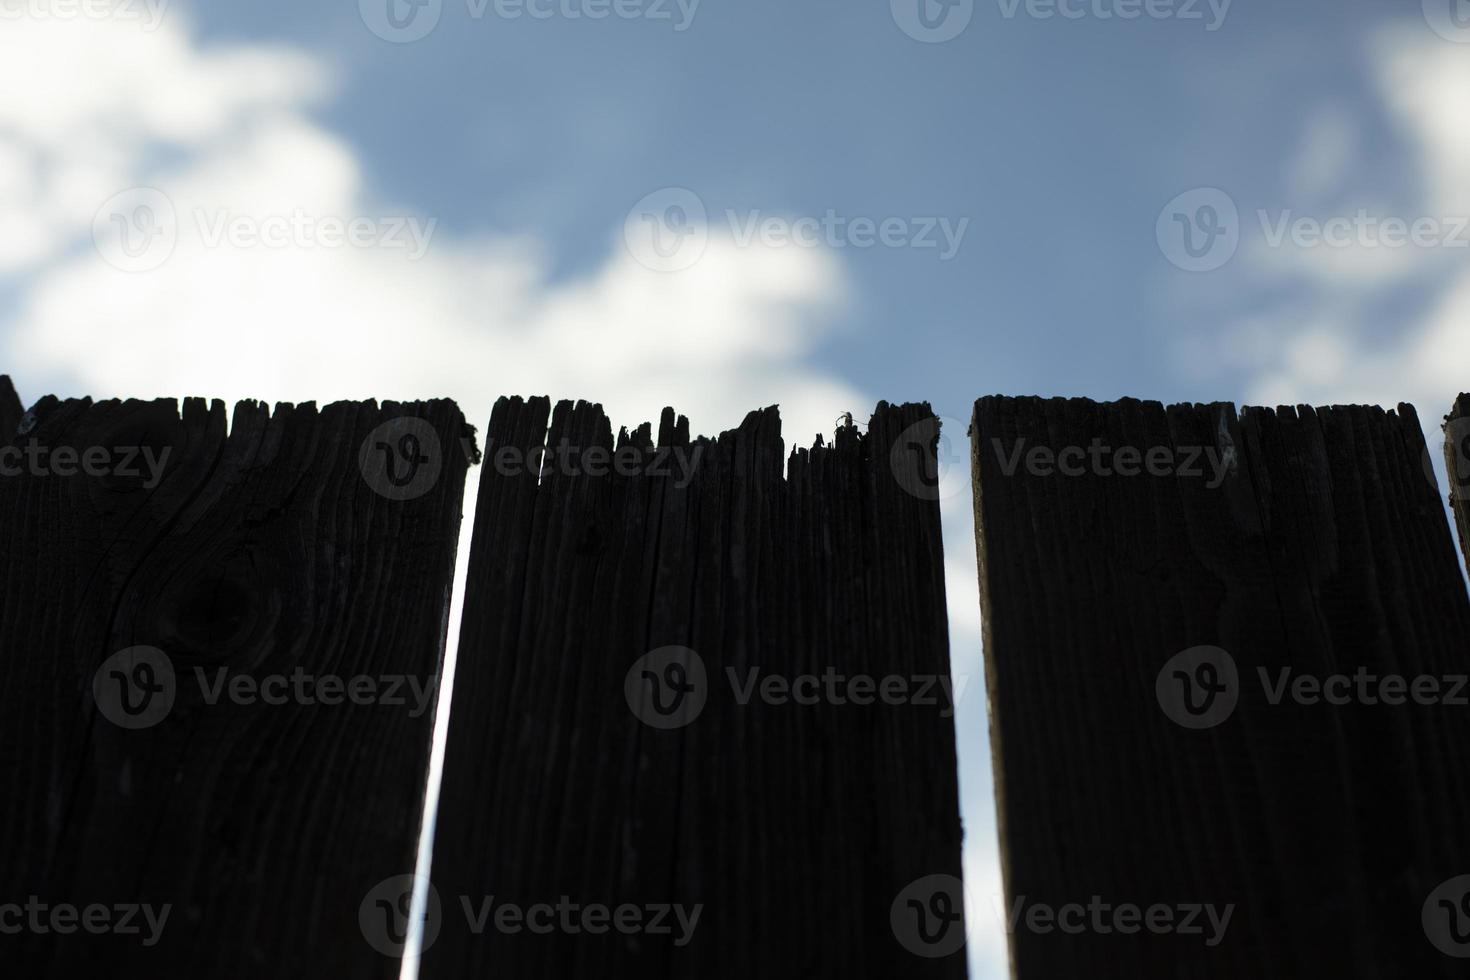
[3,1,1470,976]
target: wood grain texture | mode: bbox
[972,395,1470,978]
[0,395,471,978]
[424,398,966,979]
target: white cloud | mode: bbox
[1198,28,1470,436]
[0,17,329,274]
[1375,30,1470,219]
[0,15,864,448]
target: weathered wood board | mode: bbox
[424,398,968,979]
[972,395,1470,978]
[0,395,471,978]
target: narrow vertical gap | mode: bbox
[400,465,482,980]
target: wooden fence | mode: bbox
[8,371,1470,978]
[0,380,965,979]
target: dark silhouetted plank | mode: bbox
[0,395,471,979]
[1444,394,1470,567]
[971,395,1470,978]
[0,374,20,442]
[423,399,966,979]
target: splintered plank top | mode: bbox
[972,395,1470,979]
[1443,393,1470,567]
[0,396,471,979]
[424,398,966,980]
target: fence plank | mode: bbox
[0,396,471,978]
[422,398,967,979]
[1444,394,1470,566]
[1,374,20,442]
[971,395,1470,978]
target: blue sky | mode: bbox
[3,1,1469,976]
